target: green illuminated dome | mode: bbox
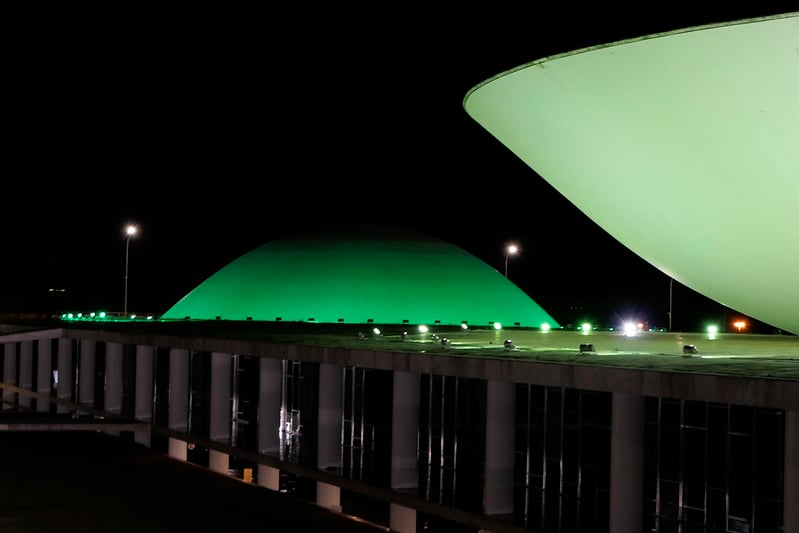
[161,226,559,328]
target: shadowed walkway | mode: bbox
[0,431,386,533]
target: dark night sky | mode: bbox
[3,3,795,332]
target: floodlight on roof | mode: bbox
[580,343,596,354]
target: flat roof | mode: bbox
[4,319,797,381]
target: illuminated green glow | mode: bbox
[464,13,799,335]
[161,227,560,327]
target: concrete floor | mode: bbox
[0,430,386,533]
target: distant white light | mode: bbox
[418,325,429,333]
[623,321,638,337]
[540,323,551,332]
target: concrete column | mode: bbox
[317,363,342,470]
[609,393,644,533]
[168,437,188,462]
[210,352,231,444]
[785,410,799,533]
[134,345,155,447]
[390,371,419,533]
[484,379,515,516]
[56,338,72,414]
[258,358,282,454]
[317,482,342,513]
[168,349,190,431]
[3,341,17,410]
[36,338,52,413]
[18,341,33,409]
[78,340,95,406]
[209,449,230,475]
[104,343,123,414]
[257,464,280,491]
[390,503,417,533]
[392,370,419,489]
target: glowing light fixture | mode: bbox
[504,243,519,277]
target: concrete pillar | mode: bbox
[392,370,419,489]
[484,379,515,516]
[134,345,155,447]
[317,363,342,471]
[609,393,644,533]
[257,464,280,491]
[3,341,17,410]
[168,349,190,431]
[316,481,342,513]
[390,370,419,533]
[103,342,124,439]
[104,343,123,414]
[390,503,417,533]
[36,338,52,413]
[785,410,799,533]
[18,341,33,409]
[56,338,72,414]
[209,449,230,475]
[210,352,231,444]
[78,340,95,406]
[168,437,188,461]
[258,358,282,454]
[316,363,342,512]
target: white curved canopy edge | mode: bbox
[464,13,799,334]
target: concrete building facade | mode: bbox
[1,323,797,532]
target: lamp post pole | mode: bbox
[504,244,518,277]
[124,224,138,317]
[668,277,673,331]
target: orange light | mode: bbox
[733,320,747,333]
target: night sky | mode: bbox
[3,4,795,332]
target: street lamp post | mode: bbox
[504,244,518,277]
[668,277,673,331]
[124,224,138,317]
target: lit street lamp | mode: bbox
[124,224,138,317]
[504,244,519,277]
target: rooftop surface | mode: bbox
[3,319,798,381]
